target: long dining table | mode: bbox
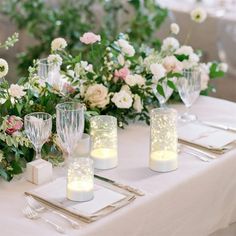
[1,96,236,236]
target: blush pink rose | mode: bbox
[63,83,76,94]
[114,67,130,80]
[80,32,101,45]
[163,56,183,73]
[5,116,23,135]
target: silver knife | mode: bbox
[202,121,236,132]
[94,175,145,196]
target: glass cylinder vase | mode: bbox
[67,158,94,202]
[149,108,178,172]
[90,115,118,170]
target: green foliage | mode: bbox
[0,0,167,76]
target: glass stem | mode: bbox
[185,106,191,116]
[35,147,42,159]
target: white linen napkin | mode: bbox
[178,122,236,150]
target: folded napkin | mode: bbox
[25,177,136,223]
[178,122,236,153]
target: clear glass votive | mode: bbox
[90,115,118,170]
[73,133,91,158]
[149,108,178,172]
[67,158,94,202]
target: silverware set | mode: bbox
[23,195,80,234]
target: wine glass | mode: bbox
[56,102,85,164]
[177,68,201,122]
[24,112,52,159]
[152,79,174,108]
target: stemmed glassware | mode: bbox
[56,102,85,165]
[24,112,52,159]
[152,79,174,108]
[177,68,201,122]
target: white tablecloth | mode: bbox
[1,96,236,236]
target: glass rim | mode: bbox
[56,102,85,112]
[90,115,117,121]
[151,107,177,115]
[37,57,55,66]
[24,112,52,121]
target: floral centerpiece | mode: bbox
[0,8,227,181]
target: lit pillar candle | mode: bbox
[149,108,178,172]
[90,115,118,170]
[67,158,94,202]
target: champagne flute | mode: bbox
[24,112,52,159]
[177,68,201,122]
[56,102,85,165]
[152,79,174,108]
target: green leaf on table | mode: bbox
[157,84,165,98]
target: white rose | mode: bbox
[175,45,194,56]
[161,37,180,51]
[0,58,9,78]
[170,23,180,35]
[117,54,125,66]
[85,84,109,108]
[163,56,183,73]
[8,84,26,99]
[117,39,135,57]
[133,94,143,113]
[150,63,166,82]
[191,7,207,23]
[111,90,133,109]
[51,37,67,51]
[219,63,228,73]
[47,54,62,66]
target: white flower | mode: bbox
[121,85,132,95]
[182,53,200,69]
[163,56,183,73]
[117,54,125,66]
[125,74,145,87]
[219,63,228,73]
[133,94,143,113]
[81,61,93,72]
[47,54,62,66]
[150,63,166,82]
[191,7,207,23]
[170,23,180,35]
[111,90,133,109]
[8,84,26,99]
[51,37,67,51]
[117,39,135,57]
[199,64,210,90]
[175,46,194,56]
[161,37,180,51]
[85,84,109,108]
[0,58,9,78]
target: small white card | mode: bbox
[178,123,236,149]
[34,177,126,215]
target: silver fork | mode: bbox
[25,195,79,229]
[22,205,65,234]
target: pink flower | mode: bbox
[63,83,76,94]
[114,67,130,80]
[163,56,183,73]
[80,32,101,45]
[5,116,23,135]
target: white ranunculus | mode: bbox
[47,54,62,66]
[219,63,228,72]
[163,56,183,73]
[161,37,180,51]
[111,90,133,109]
[85,84,109,108]
[117,54,125,66]
[8,84,26,99]
[0,58,9,78]
[150,63,166,82]
[170,23,180,35]
[133,94,143,113]
[117,39,135,57]
[191,7,207,23]
[175,45,194,56]
[51,37,67,51]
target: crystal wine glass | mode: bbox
[24,112,52,159]
[152,79,174,108]
[56,102,85,164]
[177,68,201,122]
